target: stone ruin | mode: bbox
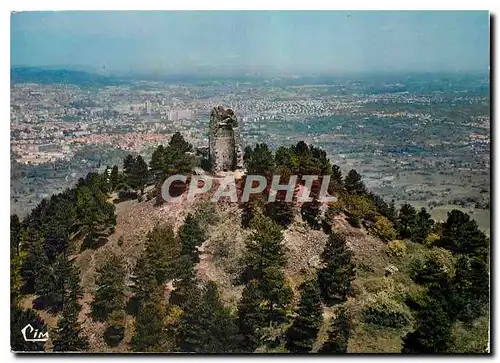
[208,106,244,173]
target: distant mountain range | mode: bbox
[10,67,126,87]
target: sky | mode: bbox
[11,11,490,75]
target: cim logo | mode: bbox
[21,324,49,342]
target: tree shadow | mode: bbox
[125,295,141,316]
[32,295,61,314]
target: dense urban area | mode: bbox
[10,69,490,232]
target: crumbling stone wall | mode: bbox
[209,106,244,172]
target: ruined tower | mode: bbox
[209,106,243,173]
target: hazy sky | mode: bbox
[11,11,490,75]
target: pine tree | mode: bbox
[110,165,119,191]
[300,198,322,230]
[37,253,82,311]
[52,299,89,352]
[266,200,295,228]
[452,250,489,322]
[437,209,489,255]
[317,232,356,305]
[387,199,397,222]
[285,278,323,353]
[145,223,182,283]
[131,255,158,310]
[131,224,182,311]
[344,169,366,195]
[241,193,266,228]
[103,309,126,347]
[11,214,21,255]
[11,247,26,306]
[243,145,254,165]
[21,228,50,293]
[169,267,201,311]
[169,131,192,153]
[132,155,149,194]
[238,279,265,352]
[131,286,167,352]
[163,144,196,176]
[396,203,417,239]
[260,266,293,326]
[402,297,453,354]
[91,252,126,321]
[319,306,350,354]
[244,143,275,177]
[43,199,74,259]
[180,281,238,353]
[412,208,434,243]
[123,154,135,187]
[178,214,205,264]
[274,146,296,172]
[244,212,287,280]
[329,164,343,193]
[149,145,166,184]
[76,184,116,249]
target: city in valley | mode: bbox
[11,70,490,233]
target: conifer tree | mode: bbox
[402,297,453,353]
[38,253,82,311]
[317,232,356,305]
[260,266,293,326]
[110,165,119,191]
[396,203,417,239]
[241,193,266,228]
[131,286,168,352]
[244,143,275,177]
[318,306,350,354]
[11,247,25,306]
[131,223,182,306]
[243,145,254,165]
[178,213,205,264]
[131,254,158,309]
[11,214,21,255]
[285,278,323,353]
[412,208,434,243]
[169,131,193,153]
[274,146,296,172]
[180,281,238,353]
[133,155,149,194]
[329,164,343,192]
[21,228,50,293]
[266,200,295,228]
[123,154,135,187]
[52,300,88,352]
[103,309,126,347]
[387,199,397,222]
[244,212,287,280]
[238,279,265,352]
[438,209,489,255]
[300,198,322,230]
[145,223,182,283]
[344,169,366,195]
[91,252,126,321]
[452,250,490,322]
[168,267,201,311]
[76,184,116,249]
[149,145,166,184]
